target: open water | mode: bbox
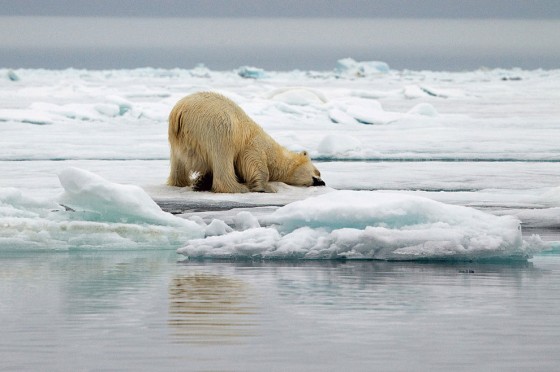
[2,249,560,371]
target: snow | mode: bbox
[1,62,559,258]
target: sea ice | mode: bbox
[238,66,266,79]
[407,103,439,117]
[178,190,544,261]
[335,58,390,77]
[265,87,328,106]
[1,65,559,254]
[0,168,204,250]
[328,107,359,125]
[7,70,20,81]
[205,219,233,236]
[233,211,261,230]
[58,167,190,226]
[317,134,362,156]
[345,104,403,124]
[0,109,53,125]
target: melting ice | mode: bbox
[0,168,203,250]
[178,191,544,261]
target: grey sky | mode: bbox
[1,1,559,71]
[1,0,560,19]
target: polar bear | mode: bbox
[167,92,325,193]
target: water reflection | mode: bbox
[1,251,559,371]
[168,273,258,344]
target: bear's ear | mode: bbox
[301,150,309,157]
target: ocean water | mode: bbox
[2,250,560,371]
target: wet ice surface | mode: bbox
[1,64,560,369]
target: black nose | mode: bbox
[313,177,326,186]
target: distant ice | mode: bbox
[0,109,53,125]
[6,70,20,81]
[266,87,328,106]
[344,102,402,125]
[238,66,266,79]
[407,103,438,117]
[335,58,390,77]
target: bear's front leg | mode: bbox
[211,154,250,193]
[253,182,277,193]
[238,149,277,193]
[246,168,276,193]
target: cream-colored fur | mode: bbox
[167,92,324,193]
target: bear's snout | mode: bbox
[313,177,326,187]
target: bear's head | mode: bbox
[286,151,325,187]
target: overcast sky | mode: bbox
[2,1,559,71]
[2,0,560,19]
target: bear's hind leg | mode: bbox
[192,172,213,191]
[168,152,191,187]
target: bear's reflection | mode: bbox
[168,273,257,344]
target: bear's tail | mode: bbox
[168,107,183,139]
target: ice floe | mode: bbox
[335,58,390,77]
[178,191,546,261]
[0,168,203,250]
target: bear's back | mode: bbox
[179,92,250,124]
[170,91,267,147]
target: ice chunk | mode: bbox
[328,107,359,125]
[266,87,327,106]
[0,188,59,218]
[238,66,266,79]
[205,219,233,236]
[403,85,466,99]
[178,191,543,261]
[94,103,121,117]
[0,109,53,125]
[403,85,428,99]
[7,70,20,81]
[1,168,204,250]
[233,211,261,230]
[317,134,361,156]
[407,103,439,117]
[179,228,282,259]
[106,95,133,115]
[190,63,212,78]
[30,102,109,121]
[345,103,403,124]
[58,167,194,227]
[350,89,400,99]
[335,58,390,77]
